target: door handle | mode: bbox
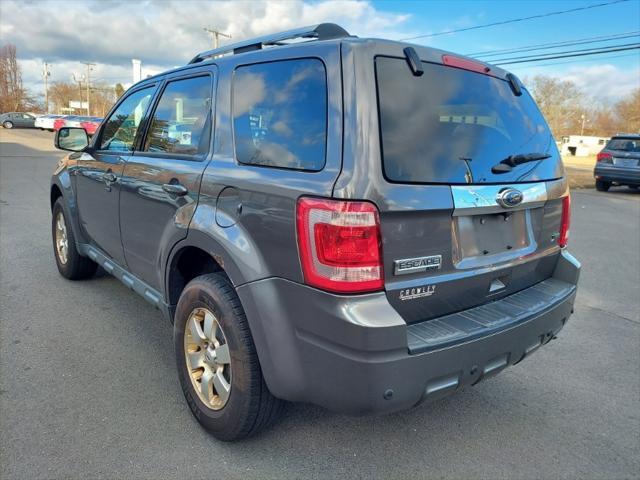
[102,172,117,183]
[162,183,188,196]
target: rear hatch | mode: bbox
[373,54,567,323]
[603,137,640,167]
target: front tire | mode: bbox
[52,198,97,279]
[3,121,13,129]
[174,273,284,441]
[595,179,611,192]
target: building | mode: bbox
[560,135,609,156]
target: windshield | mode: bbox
[375,56,563,184]
[607,138,640,152]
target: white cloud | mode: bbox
[0,0,413,95]
[515,60,640,103]
[559,64,640,103]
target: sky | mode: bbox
[0,0,638,104]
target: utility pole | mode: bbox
[71,73,85,113]
[82,62,95,116]
[580,114,587,136]
[42,62,51,113]
[203,27,231,49]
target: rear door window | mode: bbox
[375,56,561,184]
[232,58,327,171]
[143,76,212,157]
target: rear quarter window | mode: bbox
[232,58,327,171]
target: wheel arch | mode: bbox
[50,183,63,211]
[164,231,249,315]
[50,171,87,245]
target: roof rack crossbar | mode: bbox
[188,23,350,64]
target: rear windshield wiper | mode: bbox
[491,152,551,174]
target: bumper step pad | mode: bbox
[407,278,576,354]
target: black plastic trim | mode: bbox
[407,277,575,354]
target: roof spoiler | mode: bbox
[188,23,351,64]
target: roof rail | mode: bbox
[188,23,351,64]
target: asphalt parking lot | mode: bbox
[1,128,639,480]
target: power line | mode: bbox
[399,0,631,41]
[505,52,640,70]
[490,41,640,63]
[494,44,640,65]
[467,31,639,58]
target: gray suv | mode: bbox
[51,24,580,441]
[594,134,640,191]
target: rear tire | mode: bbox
[3,121,13,129]
[628,185,639,190]
[595,180,610,192]
[52,198,97,280]
[174,273,284,441]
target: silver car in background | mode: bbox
[35,114,65,131]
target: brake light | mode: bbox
[296,197,384,293]
[442,54,491,74]
[558,195,571,248]
[597,152,612,163]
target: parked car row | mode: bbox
[1,112,103,135]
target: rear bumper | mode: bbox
[237,250,580,414]
[594,164,640,185]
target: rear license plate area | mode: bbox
[452,210,531,267]
[613,158,639,167]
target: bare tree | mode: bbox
[614,88,640,134]
[114,83,125,99]
[48,81,77,114]
[583,105,619,137]
[91,84,117,117]
[525,75,585,138]
[0,43,27,111]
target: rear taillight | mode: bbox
[296,197,384,293]
[597,152,613,163]
[558,195,571,248]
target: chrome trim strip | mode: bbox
[451,182,548,216]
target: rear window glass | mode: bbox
[232,58,327,171]
[375,56,561,184]
[606,138,640,152]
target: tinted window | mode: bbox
[232,59,326,171]
[100,87,155,151]
[606,138,640,152]
[376,57,561,184]
[144,76,212,156]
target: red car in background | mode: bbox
[53,115,103,135]
[53,117,68,131]
[80,117,103,135]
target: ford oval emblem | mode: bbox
[496,188,523,208]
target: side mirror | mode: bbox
[55,127,89,152]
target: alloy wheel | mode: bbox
[54,211,68,264]
[184,307,232,410]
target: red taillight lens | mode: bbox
[597,152,612,163]
[296,197,384,293]
[558,195,571,248]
